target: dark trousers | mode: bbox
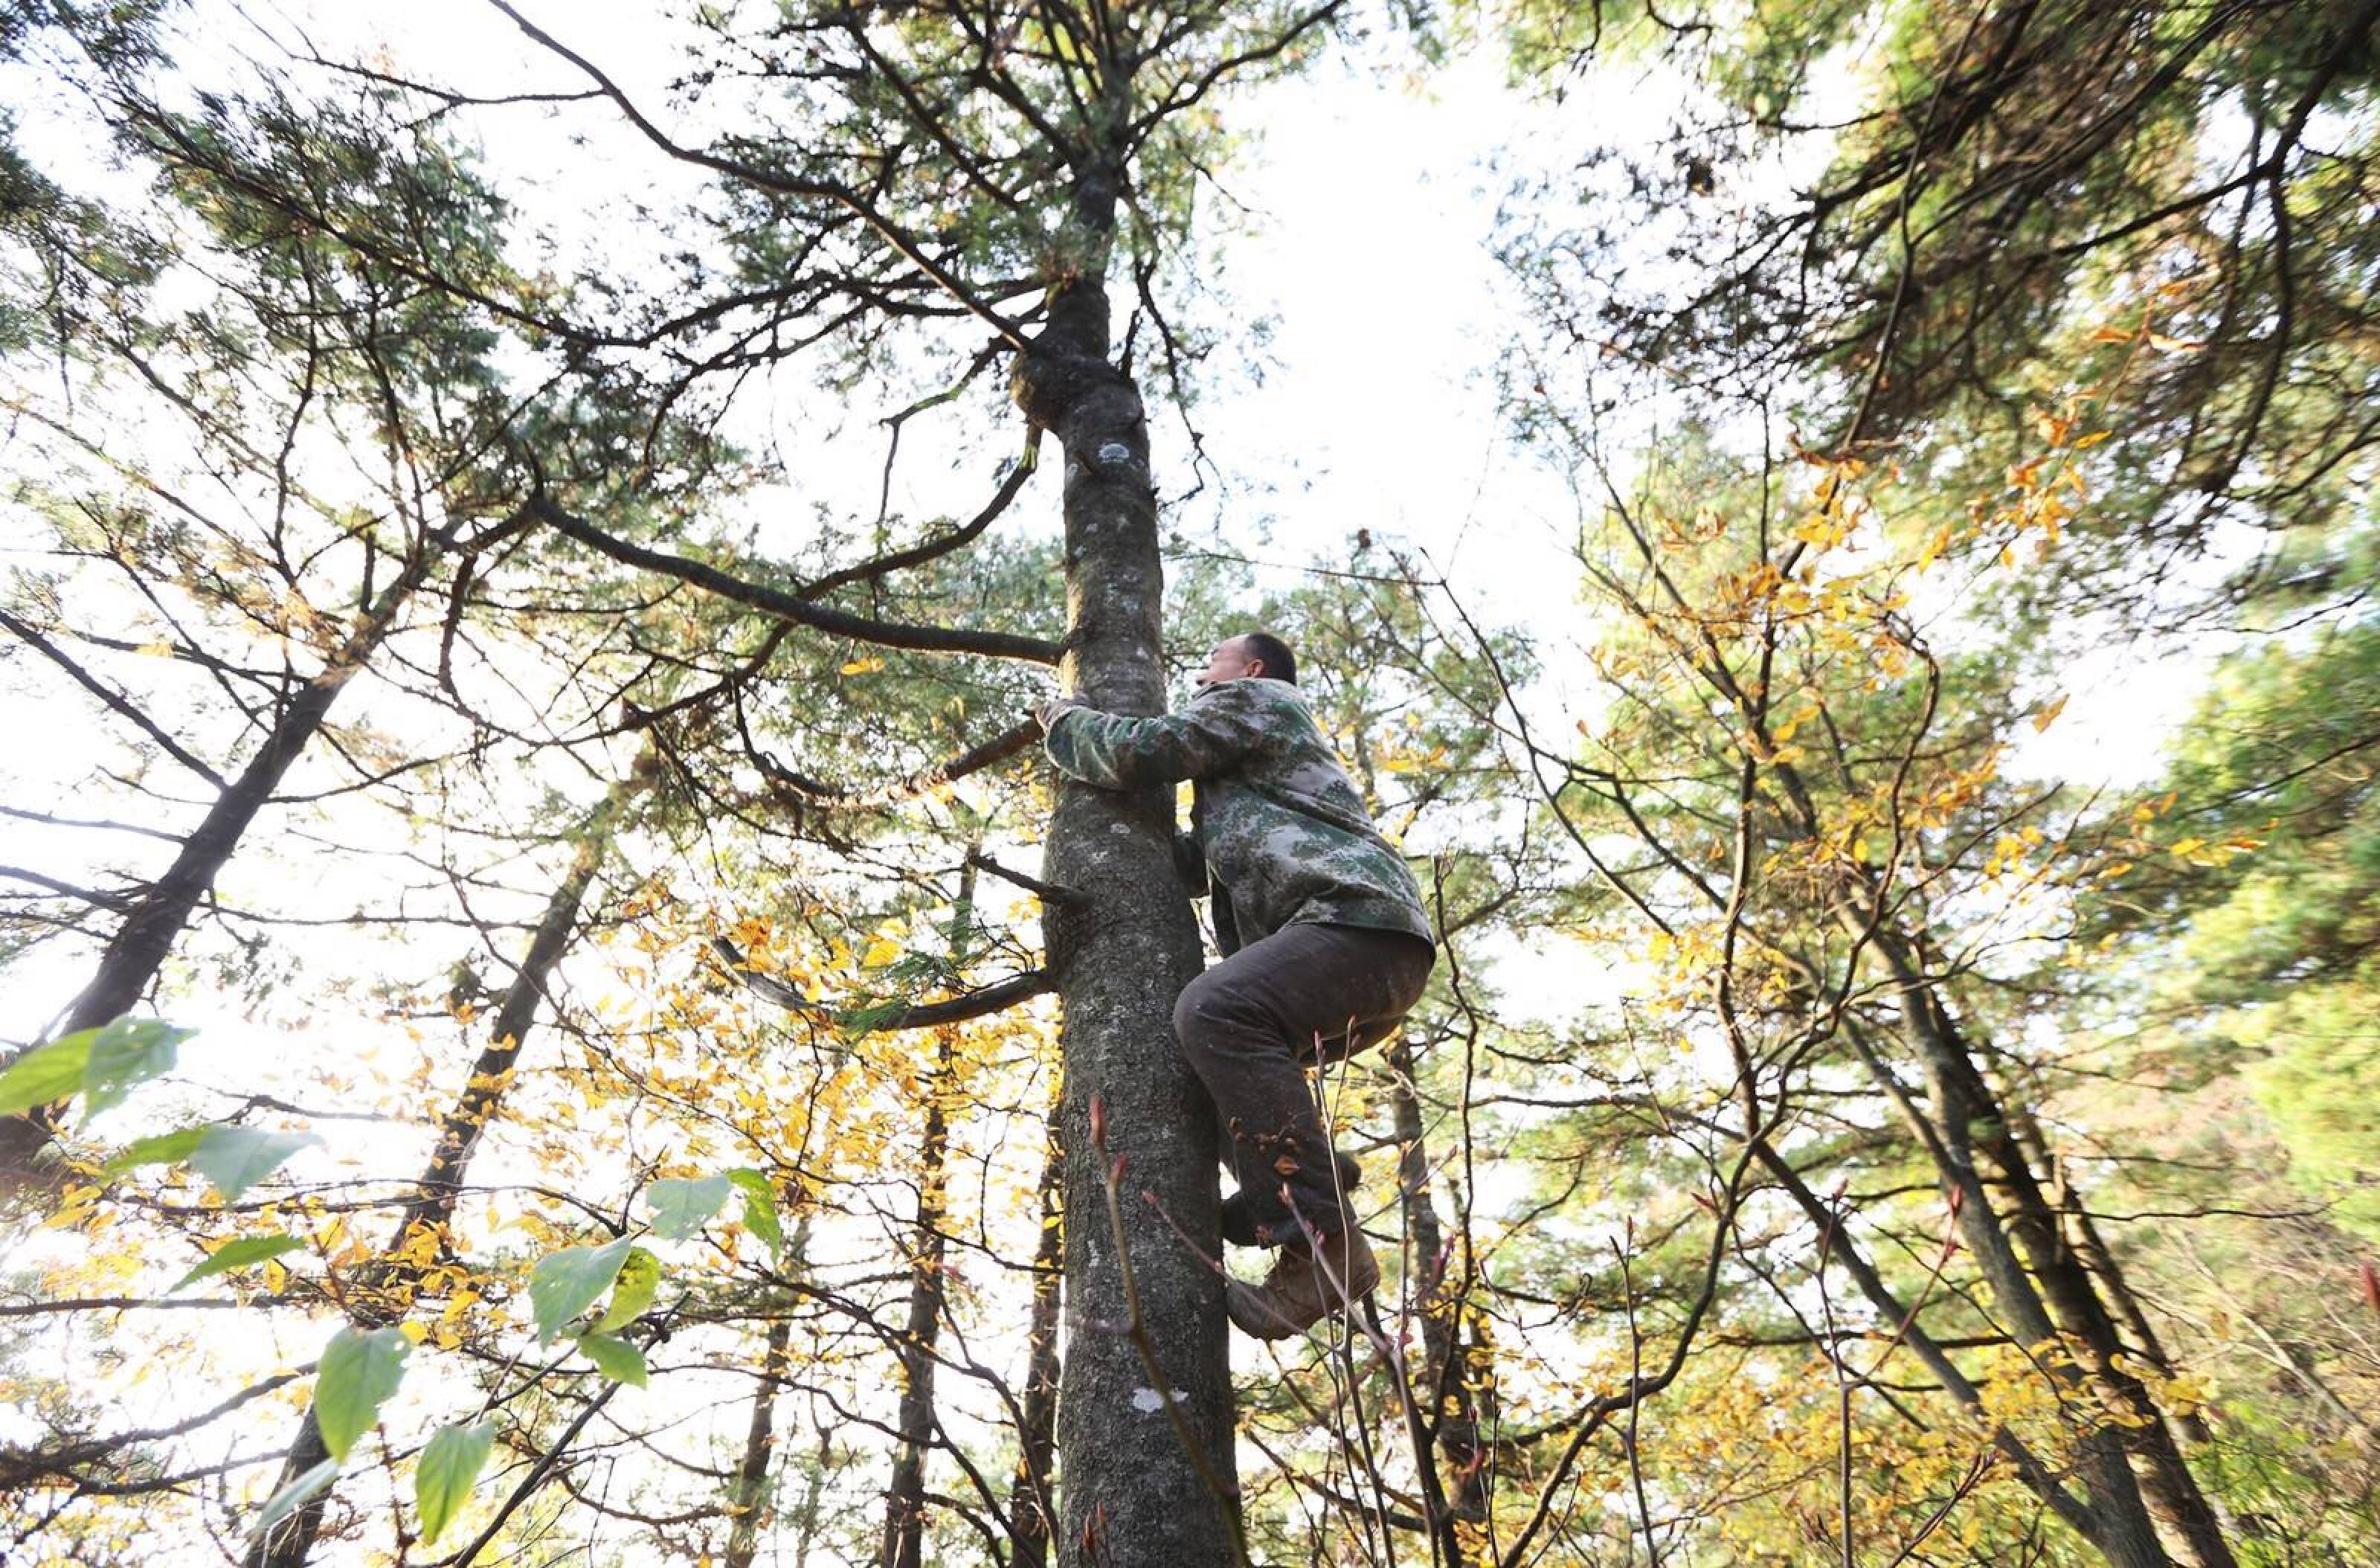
[1172,921,1434,1244]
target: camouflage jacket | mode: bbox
[1043,678,1435,955]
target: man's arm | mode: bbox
[1039,682,1271,789]
[1172,831,1209,898]
[1209,881,1244,957]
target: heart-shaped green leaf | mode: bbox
[577,1331,648,1387]
[0,1034,94,1116]
[189,1125,322,1203]
[726,1169,782,1260]
[528,1236,631,1345]
[645,1175,731,1241]
[314,1325,411,1462]
[80,1018,194,1118]
[414,1418,496,1544]
[104,1125,210,1175]
[594,1246,660,1331]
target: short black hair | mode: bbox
[1238,631,1296,685]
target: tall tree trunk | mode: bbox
[726,1318,794,1568]
[1386,1035,1490,1520]
[1009,1125,1064,1568]
[1873,925,2233,1568]
[881,857,980,1568]
[1017,132,1235,1567]
[2,541,442,1187]
[729,1215,812,1568]
[791,1419,834,1568]
[2011,1110,2217,1448]
[1754,1135,2135,1551]
[247,768,634,1568]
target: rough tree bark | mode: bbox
[1015,135,1235,1568]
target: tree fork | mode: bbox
[1874,925,2231,1568]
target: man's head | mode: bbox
[1195,631,1298,690]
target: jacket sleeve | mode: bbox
[1172,831,1209,898]
[1043,682,1272,788]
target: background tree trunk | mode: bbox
[727,1301,798,1568]
[880,857,979,1568]
[2,546,442,1187]
[1388,1035,1490,1520]
[1874,924,2232,1568]
[1009,1128,1064,1568]
[246,768,633,1568]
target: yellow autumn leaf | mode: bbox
[840,656,885,675]
[860,936,902,968]
[2032,693,2069,732]
[1915,524,1955,571]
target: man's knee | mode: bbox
[1172,968,1223,1058]
[1173,965,1267,1066]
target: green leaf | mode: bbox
[314,1326,411,1462]
[528,1236,631,1346]
[0,1034,93,1116]
[103,1124,210,1175]
[173,1233,306,1291]
[645,1174,730,1241]
[594,1246,660,1331]
[189,1125,322,1202]
[576,1331,648,1387]
[414,1418,495,1544]
[727,1169,782,1260]
[80,1017,193,1119]
[252,1456,340,1550]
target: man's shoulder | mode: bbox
[1192,677,1313,723]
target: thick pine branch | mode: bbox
[710,937,1051,1034]
[524,494,1061,664]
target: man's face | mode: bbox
[1194,635,1262,690]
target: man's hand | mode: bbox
[1030,695,1077,734]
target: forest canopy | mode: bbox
[1,1,2375,1566]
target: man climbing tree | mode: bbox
[1035,632,1435,1337]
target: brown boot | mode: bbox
[1225,1224,1380,1340]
